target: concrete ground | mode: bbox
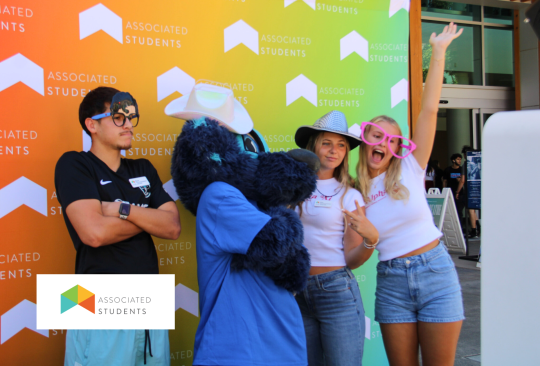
[451,239,481,365]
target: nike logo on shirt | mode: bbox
[100,180,112,185]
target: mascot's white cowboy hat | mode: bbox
[295,110,361,150]
[165,83,254,135]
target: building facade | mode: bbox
[410,0,535,168]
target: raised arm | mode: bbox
[412,23,463,168]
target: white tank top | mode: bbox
[365,155,442,261]
[297,178,365,267]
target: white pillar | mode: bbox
[520,8,540,110]
[482,110,540,365]
[446,109,471,157]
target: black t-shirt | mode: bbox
[443,165,464,196]
[54,151,173,274]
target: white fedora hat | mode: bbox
[165,83,254,134]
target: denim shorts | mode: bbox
[375,243,465,324]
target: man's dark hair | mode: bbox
[78,86,120,135]
[461,145,474,154]
[450,153,462,161]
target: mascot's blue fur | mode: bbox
[171,117,318,292]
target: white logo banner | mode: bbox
[37,274,175,329]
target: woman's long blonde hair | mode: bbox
[355,115,409,204]
[297,131,353,216]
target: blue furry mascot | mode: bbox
[166,84,319,366]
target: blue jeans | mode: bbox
[375,243,465,323]
[295,267,365,366]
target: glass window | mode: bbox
[484,6,513,25]
[484,27,514,87]
[421,0,481,22]
[422,21,482,85]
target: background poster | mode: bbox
[0,1,409,365]
[466,151,481,209]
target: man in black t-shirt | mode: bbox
[55,87,181,366]
[443,153,464,198]
[443,153,466,228]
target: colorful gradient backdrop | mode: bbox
[0,1,409,365]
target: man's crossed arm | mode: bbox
[66,200,181,248]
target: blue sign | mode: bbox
[466,151,481,209]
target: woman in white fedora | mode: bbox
[294,110,379,366]
[346,23,464,366]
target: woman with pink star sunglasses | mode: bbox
[344,23,464,366]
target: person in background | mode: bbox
[425,160,436,191]
[294,110,379,366]
[431,160,444,191]
[443,153,466,226]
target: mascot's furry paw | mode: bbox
[231,206,310,292]
[264,245,310,293]
[254,152,317,210]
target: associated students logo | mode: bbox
[163,179,179,201]
[1,300,48,344]
[0,177,47,219]
[364,315,371,339]
[224,20,259,54]
[61,285,95,314]
[286,74,317,107]
[340,31,369,61]
[175,283,198,317]
[0,54,44,95]
[284,0,316,10]
[79,3,123,43]
[389,0,410,18]
[157,67,196,102]
[391,79,408,108]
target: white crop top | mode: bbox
[365,155,442,261]
[297,178,365,267]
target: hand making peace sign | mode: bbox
[343,200,379,247]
